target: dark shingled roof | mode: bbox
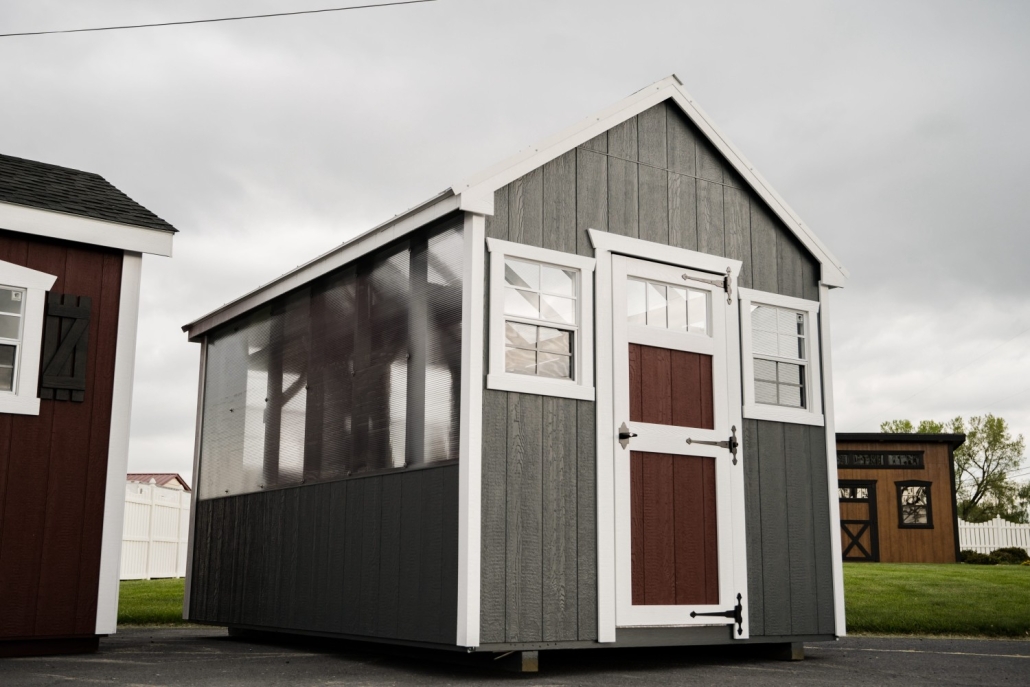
[0,152,177,232]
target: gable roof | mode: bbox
[126,473,192,491]
[184,75,846,339]
[0,153,177,233]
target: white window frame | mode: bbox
[486,238,595,401]
[0,260,58,416]
[739,287,824,426]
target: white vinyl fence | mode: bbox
[121,482,191,580]
[958,516,1030,554]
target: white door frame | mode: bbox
[589,229,748,641]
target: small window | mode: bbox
[0,261,56,416]
[896,481,933,528]
[0,287,25,392]
[739,289,823,426]
[626,278,709,334]
[487,239,595,400]
[838,485,870,501]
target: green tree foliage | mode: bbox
[879,414,1027,523]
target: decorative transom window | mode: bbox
[626,278,708,334]
[739,288,823,426]
[487,239,595,401]
[896,481,933,528]
[0,260,57,415]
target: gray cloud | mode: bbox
[2,0,1028,483]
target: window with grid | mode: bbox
[503,258,577,379]
[0,286,25,392]
[750,303,807,408]
[896,481,933,528]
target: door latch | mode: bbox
[690,593,744,636]
[686,425,739,465]
[618,422,638,450]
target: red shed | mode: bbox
[0,153,176,657]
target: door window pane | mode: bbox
[687,289,708,334]
[668,287,688,330]
[646,282,667,328]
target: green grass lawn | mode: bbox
[844,562,1030,637]
[118,578,188,625]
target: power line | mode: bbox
[0,1,437,38]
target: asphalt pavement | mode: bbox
[1,627,1028,685]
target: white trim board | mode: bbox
[456,212,486,648]
[182,337,207,620]
[0,201,173,257]
[96,251,143,635]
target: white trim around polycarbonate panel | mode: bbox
[485,238,595,402]
[96,251,142,635]
[457,213,486,648]
[0,259,57,416]
[738,288,823,427]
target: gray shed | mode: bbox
[182,75,848,667]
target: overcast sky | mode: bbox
[2,0,1028,485]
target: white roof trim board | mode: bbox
[184,75,846,339]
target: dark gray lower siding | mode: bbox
[189,464,459,646]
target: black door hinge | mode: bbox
[686,425,739,465]
[690,593,744,636]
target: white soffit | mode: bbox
[0,201,174,257]
[452,75,848,287]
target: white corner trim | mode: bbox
[96,251,143,635]
[457,213,486,648]
[0,260,57,416]
[184,192,460,340]
[182,337,207,620]
[819,283,847,637]
[587,229,742,278]
[0,201,173,257]
[593,239,617,643]
[738,288,824,427]
[485,238,596,402]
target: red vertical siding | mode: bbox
[0,230,122,640]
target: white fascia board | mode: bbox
[453,75,848,288]
[0,201,174,257]
[183,191,460,340]
[96,251,142,635]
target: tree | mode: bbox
[879,414,1027,523]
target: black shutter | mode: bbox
[39,293,91,402]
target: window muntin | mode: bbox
[897,482,933,528]
[750,304,807,409]
[502,257,578,380]
[0,287,25,392]
[627,278,708,335]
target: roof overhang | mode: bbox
[0,200,174,257]
[837,433,967,448]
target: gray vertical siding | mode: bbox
[189,465,459,645]
[480,99,835,643]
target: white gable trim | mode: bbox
[0,201,174,257]
[453,75,848,287]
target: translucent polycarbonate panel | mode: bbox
[687,289,708,334]
[0,288,23,315]
[668,287,688,330]
[627,279,647,325]
[198,219,463,499]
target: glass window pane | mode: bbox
[754,358,777,381]
[537,352,571,379]
[778,334,803,360]
[0,343,14,367]
[537,327,570,354]
[504,288,539,319]
[838,487,852,499]
[505,322,536,349]
[856,488,869,499]
[505,347,536,375]
[752,329,778,356]
[755,381,778,405]
[779,384,803,407]
[796,312,805,336]
[541,266,575,296]
[541,294,575,324]
[668,287,688,330]
[900,486,928,524]
[646,282,667,328]
[0,366,12,391]
[627,279,647,325]
[505,258,539,290]
[0,315,20,340]
[688,289,708,334]
[777,308,801,335]
[777,362,803,385]
[0,288,24,315]
[752,305,776,332]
